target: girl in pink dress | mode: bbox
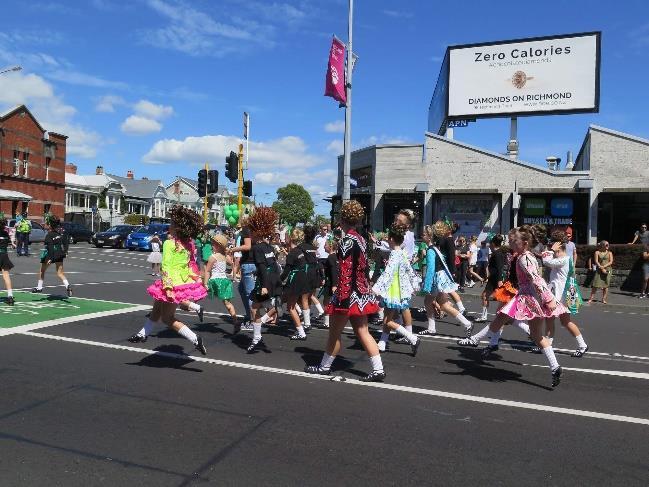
[128,206,208,355]
[497,225,565,387]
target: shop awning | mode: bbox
[0,189,32,201]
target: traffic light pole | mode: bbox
[237,143,244,212]
[203,162,209,223]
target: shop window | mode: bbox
[44,204,51,214]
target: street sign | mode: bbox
[91,206,97,214]
[447,120,471,128]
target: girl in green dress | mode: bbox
[204,233,239,333]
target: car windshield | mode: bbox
[140,225,165,235]
[107,226,132,232]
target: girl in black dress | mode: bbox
[32,215,72,297]
[281,228,310,340]
[0,216,16,305]
[247,207,282,353]
[299,225,324,330]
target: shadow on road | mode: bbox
[126,344,203,372]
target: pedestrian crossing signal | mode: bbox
[243,180,252,197]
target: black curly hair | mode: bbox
[168,205,204,240]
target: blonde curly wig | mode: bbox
[340,200,364,225]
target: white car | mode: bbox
[6,219,47,243]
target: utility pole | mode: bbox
[237,143,244,212]
[342,0,354,202]
[203,163,209,223]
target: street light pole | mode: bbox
[0,65,22,75]
[342,0,353,202]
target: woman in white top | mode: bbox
[467,235,484,287]
[540,230,588,357]
[147,234,162,276]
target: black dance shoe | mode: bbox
[128,334,147,343]
[304,365,331,375]
[361,370,386,382]
[195,335,207,355]
[551,366,563,387]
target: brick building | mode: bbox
[0,105,67,219]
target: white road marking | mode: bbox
[12,279,148,292]
[0,305,150,337]
[17,331,649,426]
[523,363,649,380]
[67,255,148,269]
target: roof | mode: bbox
[0,189,32,201]
[66,173,122,189]
[424,132,589,176]
[108,174,167,199]
[0,105,46,133]
[589,124,649,146]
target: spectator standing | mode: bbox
[467,235,483,287]
[639,244,649,299]
[476,240,490,281]
[588,241,613,304]
[15,213,32,257]
[565,227,578,264]
[314,224,330,266]
[629,223,649,245]
[456,236,470,290]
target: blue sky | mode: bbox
[1,0,648,213]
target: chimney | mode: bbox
[565,150,574,170]
[127,170,134,179]
[141,177,148,180]
[65,163,77,174]
[96,165,104,175]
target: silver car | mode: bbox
[6,219,48,243]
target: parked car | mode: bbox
[125,224,170,251]
[6,219,47,243]
[61,222,93,244]
[92,225,135,248]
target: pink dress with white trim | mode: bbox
[499,251,567,320]
[147,238,207,304]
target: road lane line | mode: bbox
[522,364,649,380]
[0,305,151,337]
[12,279,148,292]
[17,331,649,426]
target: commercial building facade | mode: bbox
[337,125,649,244]
[0,105,67,219]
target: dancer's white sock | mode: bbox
[177,325,198,345]
[489,329,502,346]
[252,323,262,341]
[320,353,335,370]
[315,302,324,315]
[7,289,13,297]
[378,309,384,320]
[136,319,154,337]
[188,302,201,312]
[324,315,330,326]
[260,313,271,324]
[37,279,43,290]
[303,309,311,328]
[62,279,69,287]
[396,325,417,345]
[295,304,302,315]
[427,317,436,332]
[575,334,587,349]
[405,324,412,333]
[369,354,384,372]
[297,326,306,338]
[455,312,472,328]
[512,320,530,335]
[473,325,491,341]
[456,300,466,314]
[542,346,560,370]
[481,306,488,319]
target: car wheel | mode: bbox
[118,240,124,249]
[96,244,103,248]
[128,247,134,251]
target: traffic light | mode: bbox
[243,180,252,197]
[197,169,207,197]
[225,151,238,183]
[207,169,218,194]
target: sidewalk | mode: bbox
[458,282,649,312]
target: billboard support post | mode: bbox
[446,127,454,140]
[342,0,353,203]
[507,117,518,159]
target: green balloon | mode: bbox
[233,209,240,219]
[228,216,237,225]
[224,208,232,217]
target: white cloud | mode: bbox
[324,120,345,133]
[121,115,162,135]
[326,139,344,155]
[254,172,277,184]
[134,99,174,119]
[0,71,101,158]
[96,95,126,112]
[143,134,323,169]
[45,69,129,90]
[382,9,414,19]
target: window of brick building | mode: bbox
[45,157,51,180]
[23,152,29,177]
[13,150,20,176]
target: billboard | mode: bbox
[447,32,600,119]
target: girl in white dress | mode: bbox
[147,234,162,276]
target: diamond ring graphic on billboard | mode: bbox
[510,70,534,89]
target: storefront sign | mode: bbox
[551,198,573,216]
[523,217,573,225]
[523,198,546,216]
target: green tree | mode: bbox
[124,214,150,225]
[272,183,314,226]
[313,214,330,227]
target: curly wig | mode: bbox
[433,220,451,238]
[340,200,364,225]
[389,222,408,245]
[290,228,305,245]
[168,205,204,240]
[247,206,278,239]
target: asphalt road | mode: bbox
[1,243,648,486]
